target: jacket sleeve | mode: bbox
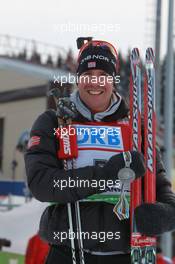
[24,110,106,204]
[141,118,175,205]
[135,147,175,236]
[156,147,175,205]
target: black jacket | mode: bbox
[24,98,175,254]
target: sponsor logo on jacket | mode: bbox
[76,125,123,151]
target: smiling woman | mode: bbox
[24,37,175,264]
[76,39,119,114]
[78,69,114,113]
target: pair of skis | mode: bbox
[130,48,156,263]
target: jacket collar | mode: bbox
[70,90,129,122]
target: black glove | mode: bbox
[135,202,175,236]
[101,150,146,181]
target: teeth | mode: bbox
[88,91,103,95]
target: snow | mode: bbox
[0,197,49,254]
[0,195,25,205]
[0,195,26,212]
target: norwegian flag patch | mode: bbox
[27,136,41,149]
[88,61,96,68]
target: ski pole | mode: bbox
[50,92,85,264]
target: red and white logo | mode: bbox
[88,61,96,68]
[62,134,71,155]
[27,136,41,149]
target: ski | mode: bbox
[130,48,143,264]
[143,48,156,264]
[130,48,157,264]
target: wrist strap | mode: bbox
[123,151,132,168]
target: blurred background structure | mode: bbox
[0,0,175,263]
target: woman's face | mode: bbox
[77,69,114,113]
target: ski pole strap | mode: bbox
[123,151,132,168]
[53,99,78,160]
[55,125,78,159]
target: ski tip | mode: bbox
[131,48,140,57]
[130,48,140,64]
[146,48,155,64]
